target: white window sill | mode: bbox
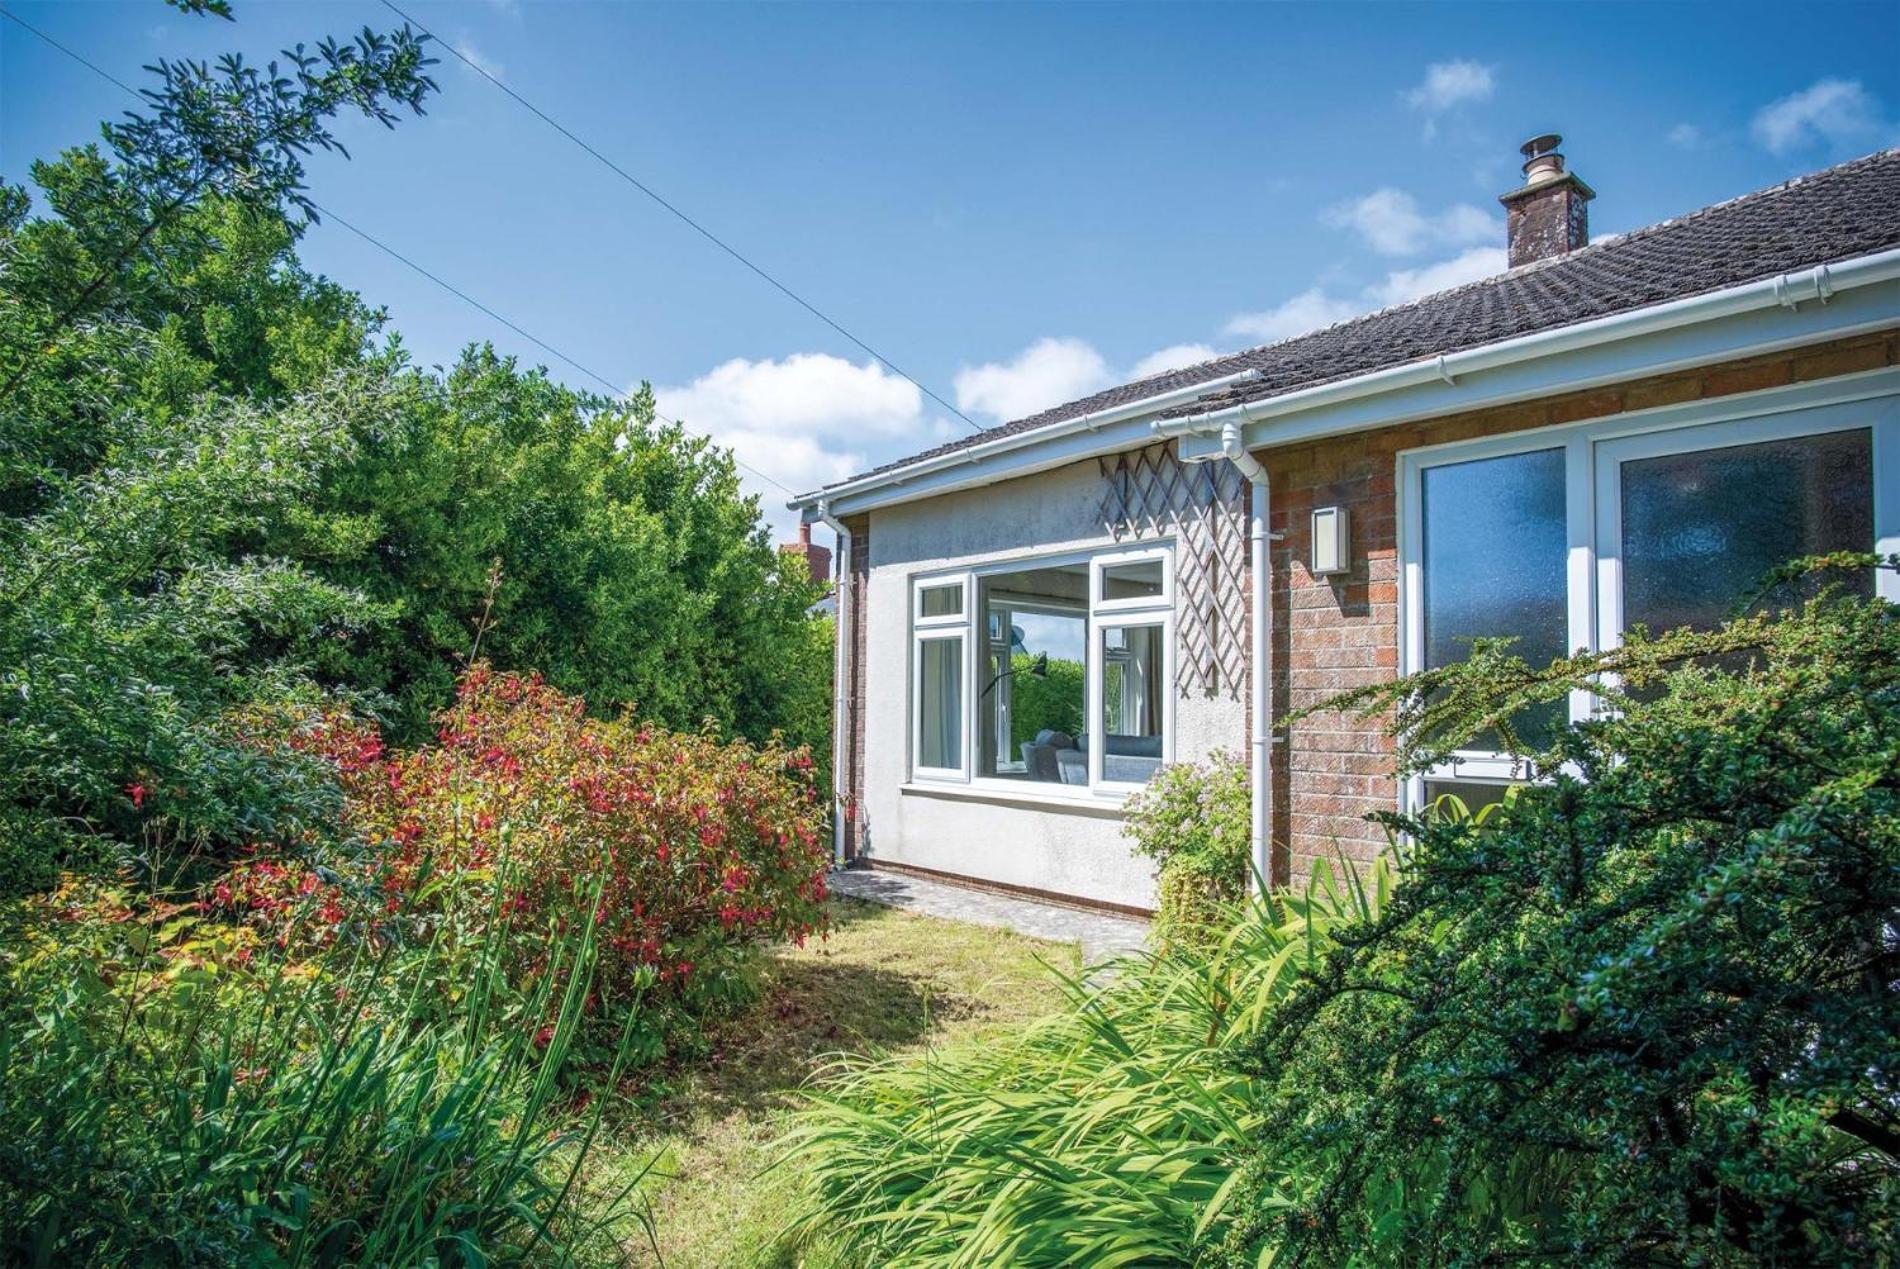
[900,780,1130,817]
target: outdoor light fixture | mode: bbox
[1311,506,1350,576]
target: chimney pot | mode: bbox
[1499,132,1594,268]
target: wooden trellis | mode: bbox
[1098,443,1249,700]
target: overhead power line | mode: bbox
[380,0,983,434]
[0,6,798,498]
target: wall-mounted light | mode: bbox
[1311,506,1350,576]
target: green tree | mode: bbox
[2,11,833,890]
[0,18,437,895]
[275,344,827,746]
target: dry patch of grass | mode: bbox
[590,895,1079,1267]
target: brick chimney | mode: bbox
[780,521,832,586]
[1498,133,1594,268]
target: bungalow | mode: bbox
[790,138,1900,914]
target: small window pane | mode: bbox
[1621,428,1873,634]
[1098,624,1164,784]
[1422,448,1568,751]
[1101,557,1165,603]
[919,583,963,618]
[918,637,963,770]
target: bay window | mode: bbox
[1401,380,1898,810]
[909,546,1173,796]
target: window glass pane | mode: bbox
[1101,557,1165,603]
[919,583,963,618]
[1422,448,1568,752]
[1098,623,1165,785]
[917,637,962,770]
[977,566,1087,784]
[1621,428,1873,634]
[1421,779,1512,819]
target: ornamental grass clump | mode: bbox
[783,856,1394,1265]
[0,871,652,1265]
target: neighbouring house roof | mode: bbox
[808,147,1900,498]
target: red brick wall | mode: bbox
[1259,330,1899,883]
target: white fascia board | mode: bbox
[1161,249,1900,451]
[788,367,1262,521]
[801,411,1159,520]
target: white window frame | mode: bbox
[914,578,966,627]
[905,543,1177,801]
[1092,547,1175,614]
[1398,371,1900,810]
[1088,548,1174,792]
[910,573,972,782]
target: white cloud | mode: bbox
[1751,78,1886,154]
[655,353,936,536]
[1405,59,1494,113]
[1224,288,1362,342]
[453,38,505,80]
[1129,343,1222,379]
[660,352,923,439]
[953,337,1114,421]
[1364,246,1508,306]
[1666,123,1703,149]
[1324,187,1496,256]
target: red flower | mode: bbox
[126,782,148,809]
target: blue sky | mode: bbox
[6,0,1897,538]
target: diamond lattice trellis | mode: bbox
[1099,443,1249,700]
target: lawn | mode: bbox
[589,895,1082,1267]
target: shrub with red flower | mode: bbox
[208,665,830,1037]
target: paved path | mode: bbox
[830,867,1149,965]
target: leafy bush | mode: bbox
[786,859,1393,1264]
[1123,751,1252,947]
[0,874,647,1265]
[213,665,831,1053]
[1225,558,1900,1264]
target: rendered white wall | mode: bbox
[860,456,1247,911]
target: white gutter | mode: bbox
[1179,423,1275,892]
[1155,250,1900,440]
[789,367,1263,512]
[814,502,852,868]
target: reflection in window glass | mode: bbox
[1101,557,1165,603]
[919,583,963,618]
[917,637,962,770]
[1621,428,1873,634]
[1099,623,1164,784]
[1422,448,1568,752]
[1421,779,1512,818]
[978,566,1086,784]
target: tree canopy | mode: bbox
[0,11,829,894]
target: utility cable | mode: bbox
[381,0,983,433]
[0,7,799,497]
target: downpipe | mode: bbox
[1216,424,1274,891]
[814,503,852,869]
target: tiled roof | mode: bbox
[834,147,1900,487]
